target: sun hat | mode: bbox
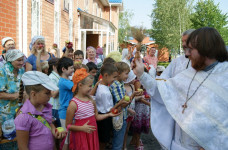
[22,71,58,91]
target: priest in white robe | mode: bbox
[133,27,228,150]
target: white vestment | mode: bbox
[140,61,228,150]
[159,55,191,79]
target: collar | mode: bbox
[20,99,52,116]
[203,61,218,72]
[51,71,60,79]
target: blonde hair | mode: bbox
[41,61,49,71]
[31,39,46,55]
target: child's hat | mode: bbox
[22,71,58,91]
[72,68,89,92]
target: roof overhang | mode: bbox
[78,9,117,32]
[100,0,123,10]
[100,0,110,6]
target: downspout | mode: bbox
[109,3,112,22]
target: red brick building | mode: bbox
[0,0,123,57]
[121,36,170,62]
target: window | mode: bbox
[64,0,69,11]
[31,0,41,37]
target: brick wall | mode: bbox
[0,0,17,53]
[42,0,55,53]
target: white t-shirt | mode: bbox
[95,84,113,113]
[82,58,102,65]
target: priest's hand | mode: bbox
[132,58,144,78]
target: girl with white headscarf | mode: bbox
[0,49,24,125]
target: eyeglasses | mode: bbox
[184,47,193,52]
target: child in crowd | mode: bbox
[15,71,66,150]
[110,62,140,150]
[36,48,51,74]
[130,67,151,150]
[86,62,98,77]
[41,61,49,74]
[93,57,116,86]
[95,63,129,150]
[65,68,119,150]
[73,50,84,70]
[123,70,138,150]
[57,57,74,129]
[48,58,61,127]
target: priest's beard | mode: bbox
[190,55,206,71]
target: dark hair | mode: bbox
[48,58,60,75]
[86,62,98,72]
[74,75,94,96]
[187,27,228,62]
[18,82,46,104]
[17,82,46,115]
[74,50,84,57]
[103,57,116,65]
[57,57,73,75]
[115,62,130,74]
[100,63,118,76]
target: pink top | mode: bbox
[143,55,158,68]
[14,100,54,150]
[71,97,95,120]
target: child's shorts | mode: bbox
[97,113,113,143]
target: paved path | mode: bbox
[126,130,161,150]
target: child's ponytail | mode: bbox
[15,80,24,117]
[18,80,24,104]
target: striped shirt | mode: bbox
[71,97,95,120]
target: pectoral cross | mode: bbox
[182,103,187,114]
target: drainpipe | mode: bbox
[109,3,112,22]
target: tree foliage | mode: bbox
[190,0,228,44]
[150,0,193,56]
[118,10,133,45]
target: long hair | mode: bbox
[187,27,228,62]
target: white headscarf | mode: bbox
[1,37,14,47]
[122,48,129,60]
[6,49,24,62]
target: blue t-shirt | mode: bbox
[58,77,74,119]
[26,53,55,71]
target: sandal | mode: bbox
[135,145,144,150]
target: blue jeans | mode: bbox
[112,120,127,150]
[52,109,61,127]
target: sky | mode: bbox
[123,0,228,29]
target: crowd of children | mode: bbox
[0,36,166,150]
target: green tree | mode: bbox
[150,0,193,56]
[118,10,133,46]
[191,0,228,44]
